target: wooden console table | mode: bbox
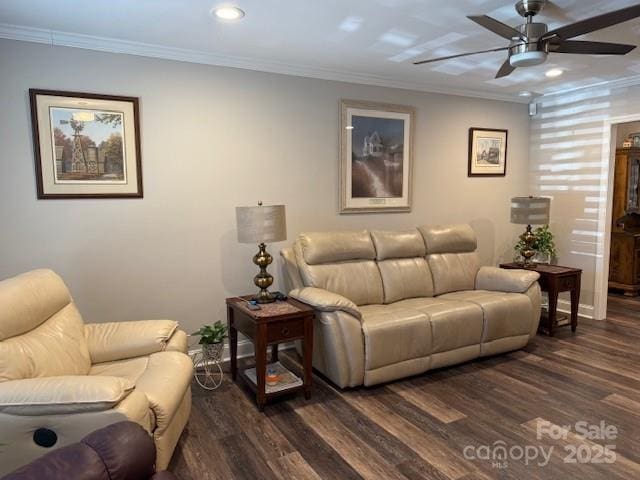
[226,296,314,411]
[499,263,582,336]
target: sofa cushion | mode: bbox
[0,269,71,341]
[419,224,481,295]
[90,357,150,385]
[0,270,91,382]
[371,230,426,260]
[294,237,384,306]
[394,297,483,353]
[377,258,435,303]
[0,303,91,382]
[419,224,477,254]
[427,252,480,296]
[438,290,533,342]
[298,231,376,265]
[0,376,134,415]
[359,305,432,371]
[370,230,434,303]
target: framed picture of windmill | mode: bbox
[29,89,142,198]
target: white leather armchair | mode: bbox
[0,269,192,475]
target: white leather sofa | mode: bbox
[0,269,192,475]
[281,224,541,388]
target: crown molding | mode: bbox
[540,73,640,98]
[0,23,529,104]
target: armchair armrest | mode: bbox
[85,320,179,364]
[0,376,133,415]
[289,287,362,320]
[476,266,540,293]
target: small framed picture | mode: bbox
[468,127,508,177]
[340,100,414,213]
[29,89,142,199]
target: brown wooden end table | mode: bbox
[499,263,582,336]
[226,296,314,411]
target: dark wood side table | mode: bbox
[499,263,582,336]
[226,296,314,411]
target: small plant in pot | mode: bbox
[193,321,228,361]
[514,224,557,264]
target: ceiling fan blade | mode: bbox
[468,15,526,41]
[413,46,509,65]
[495,59,516,78]
[549,40,636,55]
[543,4,640,41]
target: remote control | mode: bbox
[273,291,288,301]
[246,301,261,310]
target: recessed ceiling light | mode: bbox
[518,90,532,97]
[212,5,245,21]
[545,68,564,78]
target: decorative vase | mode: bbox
[534,252,551,264]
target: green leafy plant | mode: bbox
[514,224,557,260]
[192,321,228,345]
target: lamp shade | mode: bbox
[510,196,550,225]
[236,204,287,244]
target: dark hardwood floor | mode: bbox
[170,295,640,479]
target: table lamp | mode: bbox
[510,196,551,266]
[235,202,287,303]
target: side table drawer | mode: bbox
[267,319,304,343]
[558,275,576,291]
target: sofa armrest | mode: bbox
[164,329,188,354]
[476,266,540,293]
[0,376,133,415]
[289,287,362,320]
[85,320,179,364]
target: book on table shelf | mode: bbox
[244,361,303,394]
[244,362,302,393]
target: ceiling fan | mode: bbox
[414,0,640,78]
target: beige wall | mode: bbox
[530,82,640,318]
[0,39,530,334]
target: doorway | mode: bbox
[595,117,640,319]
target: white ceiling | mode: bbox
[2,0,640,102]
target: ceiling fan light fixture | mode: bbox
[509,50,547,67]
[545,68,564,78]
[212,5,245,21]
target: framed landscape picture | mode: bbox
[340,100,414,213]
[468,127,508,177]
[29,89,142,198]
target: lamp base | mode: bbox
[252,243,276,303]
[253,290,276,304]
[519,224,537,266]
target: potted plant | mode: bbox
[192,321,228,361]
[514,224,557,264]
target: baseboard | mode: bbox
[556,299,595,320]
[188,340,295,363]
